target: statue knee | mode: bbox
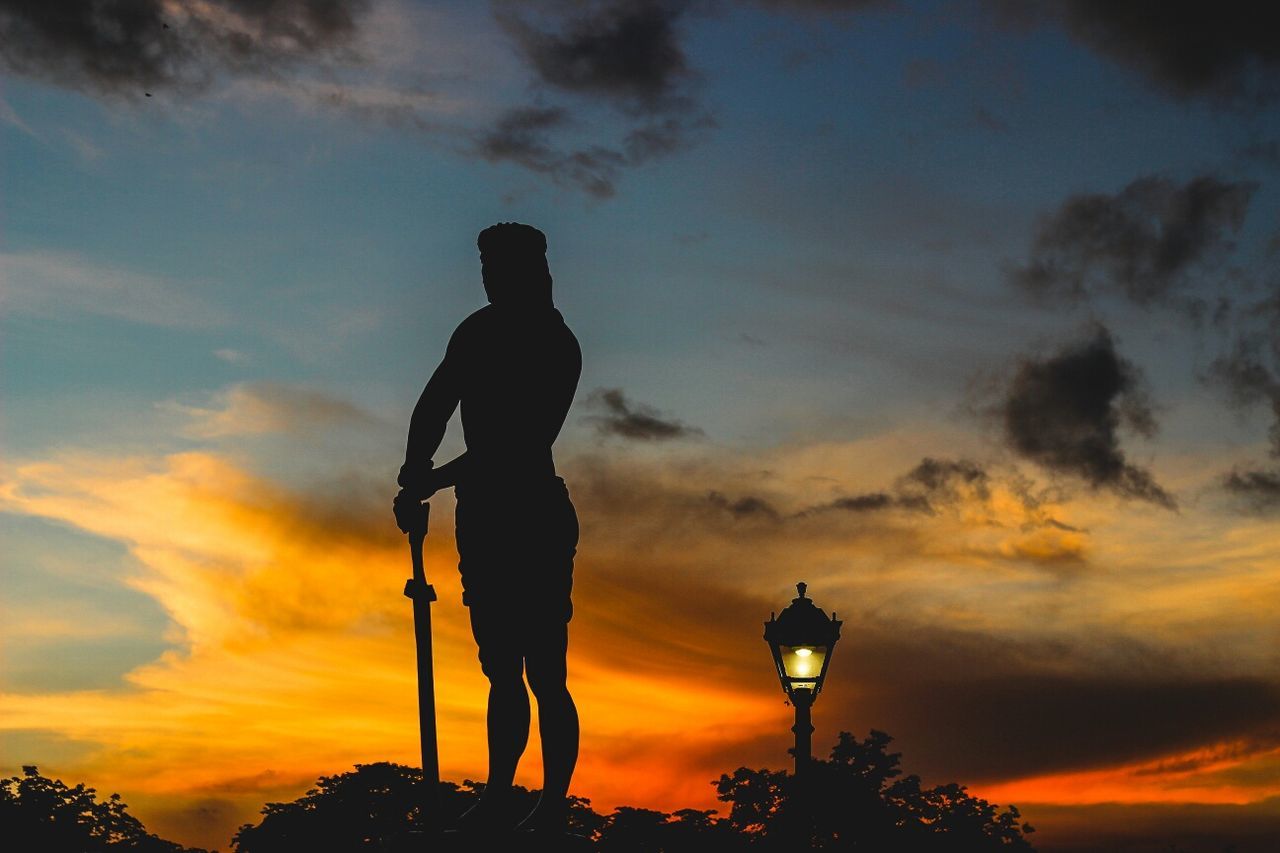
[480,656,525,689]
[526,667,568,701]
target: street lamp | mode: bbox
[764,582,841,778]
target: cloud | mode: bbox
[898,456,992,505]
[0,0,368,96]
[1208,333,1280,455]
[220,74,466,133]
[825,622,1280,783]
[165,382,381,439]
[804,457,991,516]
[0,447,790,847]
[1049,1,1280,105]
[706,491,781,521]
[497,0,692,113]
[996,327,1174,507]
[1223,468,1280,512]
[584,388,703,440]
[0,250,227,328]
[5,423,1280,847]
[0,92,39,139]
[1239,139,1280,166]
[474,104,711,197]
[567,447,1089,574]
[482,1,712,197]
[1009,175,1257,308]
[1,0,705,199]
[474,106,627,198]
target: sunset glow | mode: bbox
[4,2,1280,851]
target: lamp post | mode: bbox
[764,582,842,780]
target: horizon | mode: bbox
[4,2,1280,851]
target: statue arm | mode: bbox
[399,333,464,497]
[543,331,583,446]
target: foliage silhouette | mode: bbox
[227,731,1034,851]
[715,730,1035,851]
[230,763,602,851]
[1,734,1034,851]
[0,766,209,853]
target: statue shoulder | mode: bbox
[449,306,498,347]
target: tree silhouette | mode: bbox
[0,766,209,853]
[227,731,1034,851]
[229,763,603,852]
[1,734,1034,851]
[716,730,1035,851]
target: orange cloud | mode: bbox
[4,420,1280,849]
[975,739,1280,807]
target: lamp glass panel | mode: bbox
[779,645,827,685]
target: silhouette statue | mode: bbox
[394,223,582,840]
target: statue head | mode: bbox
[477,222,553,308]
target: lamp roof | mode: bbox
[764,582,842,647]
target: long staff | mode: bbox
[403,502,440,824]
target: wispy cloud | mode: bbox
[0,92,40,139]
[164,382,381,439]
[0,250,227,328]
[584,387,704,440]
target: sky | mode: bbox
[3,1,1280,850]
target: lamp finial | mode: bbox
[796,581,807,599]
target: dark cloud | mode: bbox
[1051,1,1280,105]
[707,491,781,521]
[475,106,626,198]
[874,669,1280,782]
[1207,333,1280,456]
[0,0,366,95]
[821,622,1280,782]
[482,1,712,197]
[823,492,897,513]
[804,457,992,516]
[497,0,691,113]
[585,388,703,440]
[622,113,714,159]
[899,457,991,503]
[1239,139,1280,166]
[998,327,1174,507]
[1009,175,1257,308]
[474,105,710,198]
[1223,468,1280,512]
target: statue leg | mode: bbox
[520,621,578,831]
[456,608,529,831]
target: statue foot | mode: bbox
[516,800,568,835]
[453,793,520,834]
